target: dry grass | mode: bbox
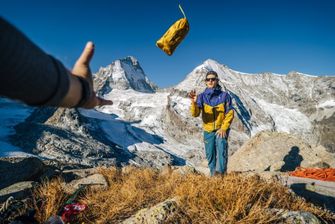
[32,177,67,222]
[173,173,334,223]
[32,167,335,223]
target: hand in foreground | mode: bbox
[72,42,113,108]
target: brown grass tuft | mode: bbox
[79,166,184,223]
[173,172,334,223]
[32,167,335,223]
[32,177,67,222]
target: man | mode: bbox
[0,17,112,108]
[189,71,234,176]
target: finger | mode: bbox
[82,97,113,109]
[97,97,113,106]
[77,41,95,66]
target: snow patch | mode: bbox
[296,72,318,78]
[250,124,273,136]
[317,100,335,108]
[0,99,33,157]
[169,95,192,119]
[254,98,312,134]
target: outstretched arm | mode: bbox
[0,17,112,108]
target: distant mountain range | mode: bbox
[0,57,334,170]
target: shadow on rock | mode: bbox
[280,146,303,172]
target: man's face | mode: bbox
[205,75,218,88]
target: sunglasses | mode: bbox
[205,78,217,82]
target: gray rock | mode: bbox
[11,107,122,167]
[122,199,180,224]
[45,215,64,224]
[62,174,108,194]
[0,181,38,202]
[0,157,45,189]
[282,176,335,213]
[272,209,321,224]
[172,165,198,176]
[132,151,173,169]
[60,168,100,182]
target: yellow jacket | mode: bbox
[190,87,234,132]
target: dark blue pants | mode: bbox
[204,131,228,176]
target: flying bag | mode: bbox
[156,5,189,56]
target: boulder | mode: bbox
[282,176,335,213]
[122,199,180,224]
[0,157,45,189]
[62,174,108,194]
[0,181,38,202]
[228,131,335,172]
[271,209,321,224]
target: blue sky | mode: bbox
[1,0,335,87]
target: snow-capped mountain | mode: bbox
[1,57,334,170]
[88,57,334,167]
[94,56,157,95]
[92,58,335,156]
[176,59,335,152]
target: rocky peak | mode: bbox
[94,56,157,96]
[120,56,141,69]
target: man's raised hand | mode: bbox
[188,89,197,103]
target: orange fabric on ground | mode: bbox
[289,167,335,182]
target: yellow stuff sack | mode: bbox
[156,5,190,56]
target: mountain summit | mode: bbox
[94,56,157,96]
